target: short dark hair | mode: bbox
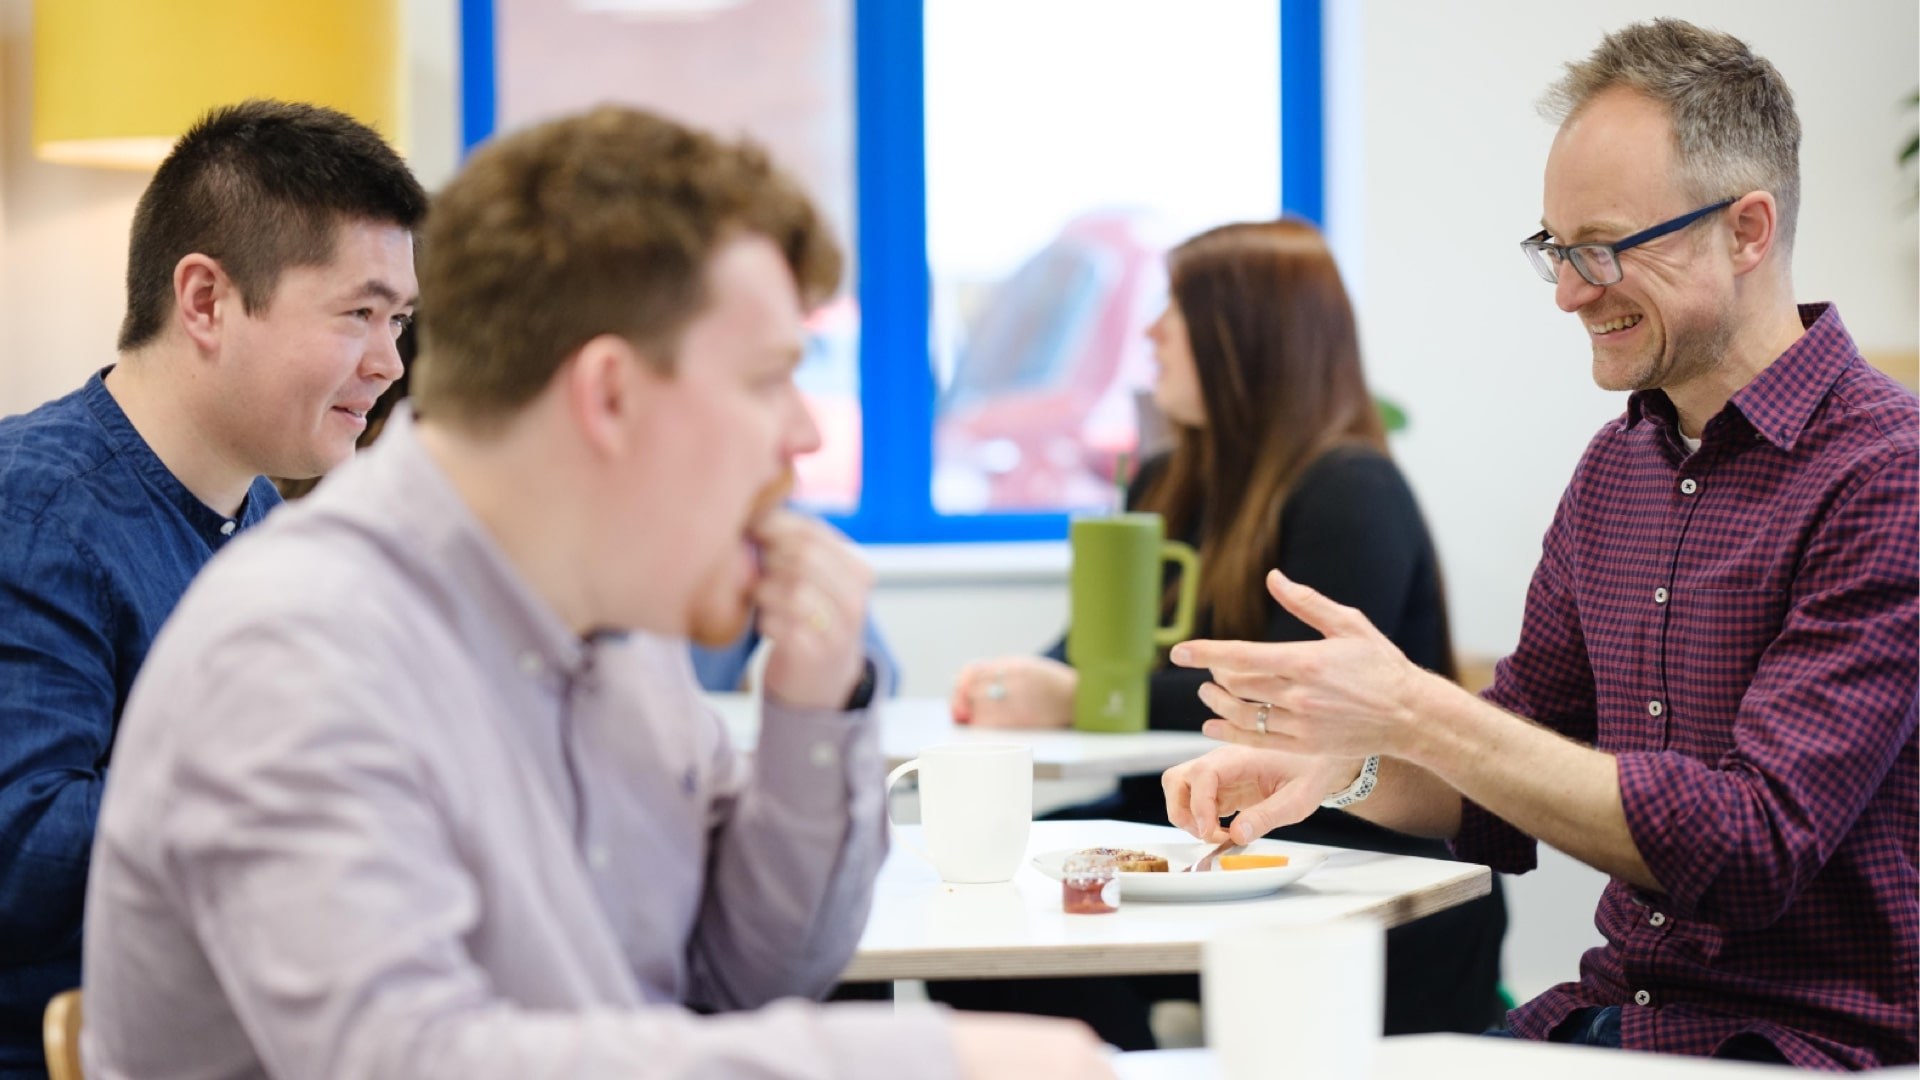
[412,105,842,430]
[117,99,429,351]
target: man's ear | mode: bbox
[172,254,233,353]
[565,334,669,458]
[1725,190,1779,277]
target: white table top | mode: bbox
[841,819,1490,982]
[707,693,1219,782]
[1113,1033,1918,1079]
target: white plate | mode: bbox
[1030,840,1326,902]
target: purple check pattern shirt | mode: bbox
[1456,305,1918,1068]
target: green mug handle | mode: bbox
[1153,539,1200,646]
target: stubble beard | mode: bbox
[1593,309,1734,396]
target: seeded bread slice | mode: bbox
[1076,846,1170,873]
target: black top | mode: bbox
[1049,445,1456,855]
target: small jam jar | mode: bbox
[1061,851,1121,914]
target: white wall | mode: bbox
[873,579,1068,690]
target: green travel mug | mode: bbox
[1067,513,1199,733]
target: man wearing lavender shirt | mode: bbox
[81,107,1111,1080]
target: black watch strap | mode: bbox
[842,658,878,711]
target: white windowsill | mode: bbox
[862,541,1069,585]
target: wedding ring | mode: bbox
[1254,702,1271,736]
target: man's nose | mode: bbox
[788,395,823,456]
[365,330,405,382]
[1555,269,1604,313]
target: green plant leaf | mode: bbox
[1904,87,1919,165]
[1375,395,1408,434]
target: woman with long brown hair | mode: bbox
[943,218,1507,1043]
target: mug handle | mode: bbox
[1154,539,1200,646]
[883,758,935,866]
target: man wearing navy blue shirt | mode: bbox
[0,100,426,1076]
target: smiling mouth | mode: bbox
[1585,314,1643,336]
[334,406,368,420]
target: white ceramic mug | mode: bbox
[884,744,1032,883]
[1204,917,1384,1080]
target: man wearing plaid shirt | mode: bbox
[1159,19,1916,1069]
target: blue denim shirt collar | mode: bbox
[81,367,271,544]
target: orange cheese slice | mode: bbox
[1218,853,1290,871]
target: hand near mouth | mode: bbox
[751,509,874,711]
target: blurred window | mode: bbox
[944,245,1107,407]
[494,0,860,513]
[924,0,1282,514]
[464,0,1319,541]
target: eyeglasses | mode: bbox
[1521,197,1736,286]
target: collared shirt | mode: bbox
[1456,304,1918,1068]
[0,371,278,1073]
[81,410,952,1080]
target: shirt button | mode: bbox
[1647,699,1663,717]
[1679,478,1699,495]
[518,652,543,677]
[220,520,237,536]
[809,742,839,769]
[1654,587,1669,604]
[1650,912,1667,927]
[1634,989,1652,1006]
[587,845,610,870]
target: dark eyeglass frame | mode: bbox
[1521,197,1737,286]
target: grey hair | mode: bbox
[1541,18,1801,252]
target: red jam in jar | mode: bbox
[1061,852,1120,914]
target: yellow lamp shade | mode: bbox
[33,0,402,170]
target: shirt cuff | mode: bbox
[1616,750,1723,916]
[751,696,884,820]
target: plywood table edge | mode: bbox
[843,941,1203,982]
[841,864,1493,982]
[1335,864,1492,930]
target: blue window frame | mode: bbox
[457,0,1323,545]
